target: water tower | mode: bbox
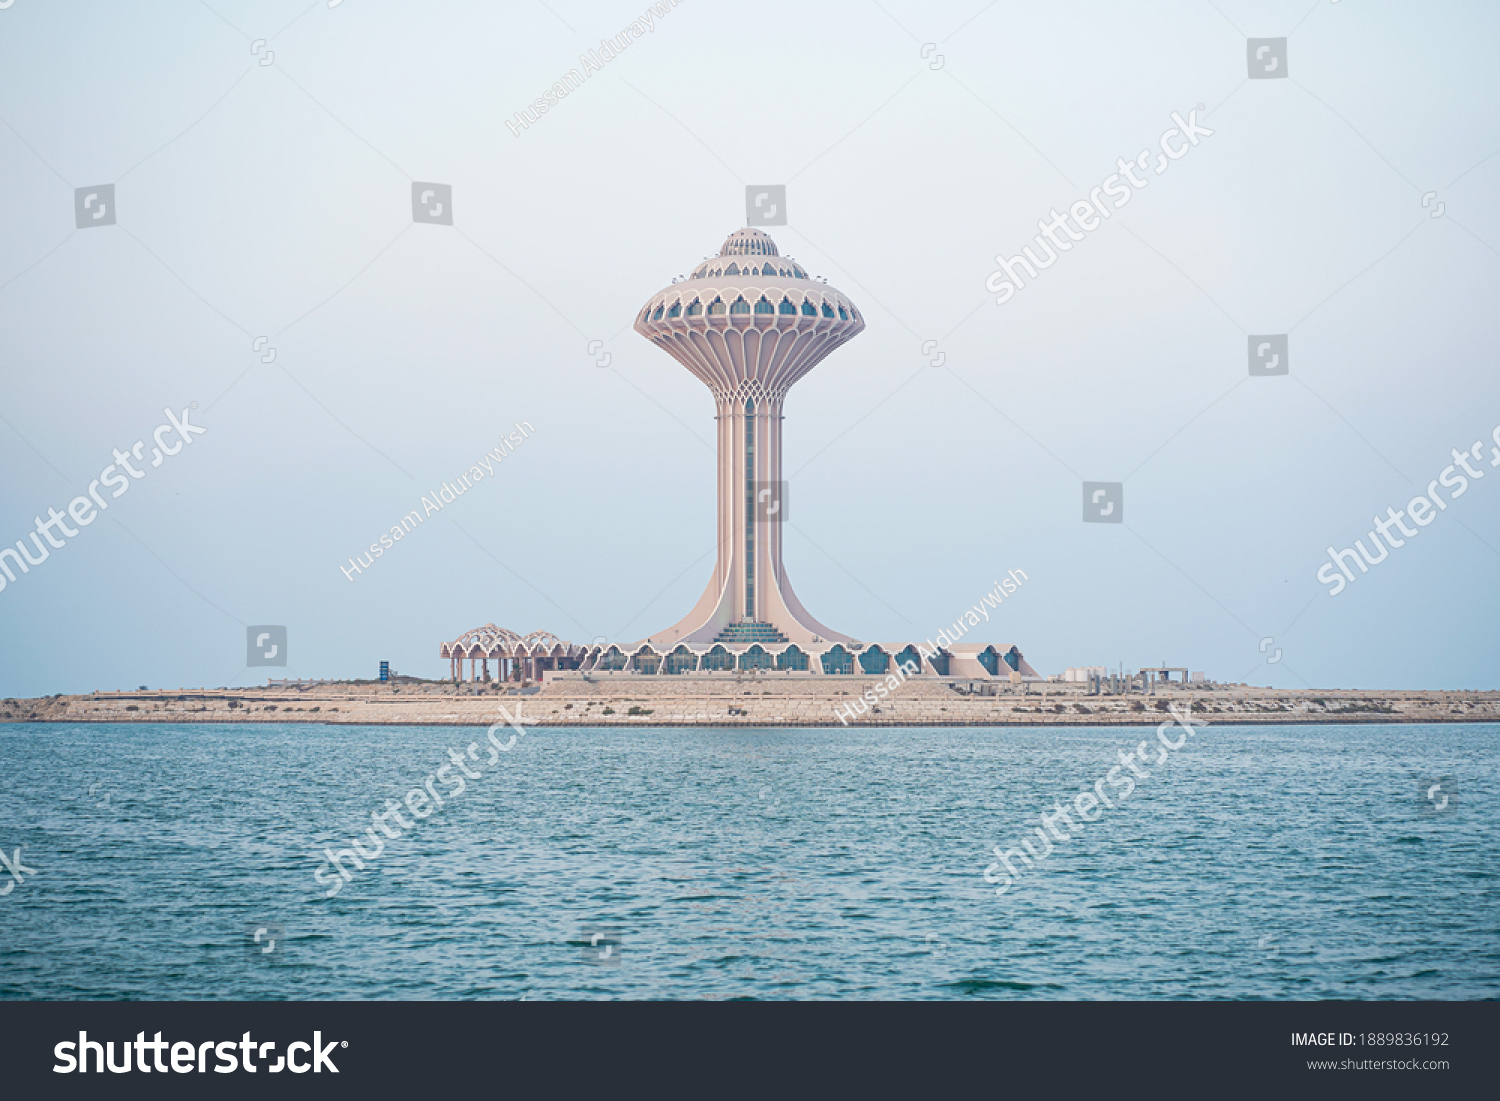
[633,228,865,650]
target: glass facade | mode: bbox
[821,646,854,675]
[858,648,890,675]
[739,645,773,671]
[744,398,755,619]
[775,646,808,671]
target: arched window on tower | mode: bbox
[708,298,726,315]
[730,297,750,314]
[837,305,849,320]
[652,305,664,320]
[725,262,741,276]
[761,263,777,276]
[687,300,703,316]
[779,298,796,314]
[753,297,773,314]
[800,300,816,316]
[667,302,681,318]
[821,303,835,318]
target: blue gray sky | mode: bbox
[1,0,1497,695]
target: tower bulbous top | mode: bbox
[634,228,865,401]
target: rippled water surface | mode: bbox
[1,721,1495,1000]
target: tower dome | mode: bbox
[718,227,779,257]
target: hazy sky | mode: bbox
[1,0,1497,696]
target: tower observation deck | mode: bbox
[633,228,864,650]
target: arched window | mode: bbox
[894,646,923,674]
[793,266,806,278]
[837,305,848,320]
[821,303,835,318]
[702,645,733,671]
[776,646,808,672]
[708,299,726,315]
[859,647,890,675]
[820,646,854,675]
[753,297,773,314]
[686,300,702,316]
[652,305,664,320]
[730,297,750,315]
[761,263,777,276]
[778,298,796,314]
[800,300,816,316]
[725,262,741,276]
[667,302,681,318]
[739,645,773,671]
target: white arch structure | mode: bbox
[438,624,1038,681]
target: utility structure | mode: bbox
[633,228,864,651]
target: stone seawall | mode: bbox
[4,679,1498,727]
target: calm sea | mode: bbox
[1,721,1495,1000]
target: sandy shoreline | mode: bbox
[4,680,1497,727]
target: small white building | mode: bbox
[1061,666,1107,683]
